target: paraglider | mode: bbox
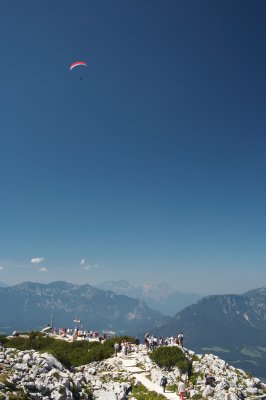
[69,61,87,70]
[69,61,87,79]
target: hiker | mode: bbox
[127,342,132,353]
[135,337,140,353]
[160,375,167,393]
[123,382,132,395]
[144,337,149,350]
[178,332,184,347]
[178,380,186,400]
[165,337,169,346]
[121,341,127,357]
[114,342,120,357]
[148,336,154,351]
[144,332,150,350]
[187,384,196,399]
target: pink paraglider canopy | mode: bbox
[69,61,87,70]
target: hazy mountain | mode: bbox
[153,288,266,377]
[0,282,9,287]
[98,280,202,315]
[0,281,168,335]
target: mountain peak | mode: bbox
[243,287,266,297]
[0,280,165,336]
[99,280,132,290]
[98,280,202,315]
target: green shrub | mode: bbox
[8,390,29,400]
[3,379,16,390]
[0,335,8,346]
[192,354,201,362]
[131,383,166,399]
[4,332,125,369]
[188,371,204,386]
[191,394,204,400]
[150,347,191,374]
[84,386,93,399]
[5,332,54,351]
[166,383,177,392]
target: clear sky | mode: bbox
[0,0,265,295]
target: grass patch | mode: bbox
[130,383,166,399]
[0,371,11,383]
[3,380,16,391]
[51,371,61,380]
[192,354,201,362]
[0,335,8,346]
[8,390,30,400]
[166,383,177,392]
[84,386,93,399]
[188,371,204,386]
[191,394,204,400]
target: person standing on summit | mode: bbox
[178,332,184,347]
[114,342,120,357]
[135,337,140,353]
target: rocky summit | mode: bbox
[0,342,266,400]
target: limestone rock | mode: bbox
[0,340,266,400]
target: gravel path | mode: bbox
[120,351,181,399]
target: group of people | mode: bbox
[46,326,114,341]
[113,332,185,357]
[114,337,140,357]
[144,331,184,350]
[160,375,186,399]
[57,327,100,338]
[159,372,216,398]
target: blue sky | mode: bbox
[0,0,265,294]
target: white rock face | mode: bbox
[41,352,65,371]
[202,385,215,397]
[0,343,266,400]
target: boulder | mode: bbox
[40,353,65,371]
[202,385,215,397]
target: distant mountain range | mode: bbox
[98,280,202,315]
[2,280,266,378]
[153,287,266,378]
[0,281,168,335]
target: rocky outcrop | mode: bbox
[187,351,266,399]
[0,345,88,399]
[153,288,266,378]
[0,344,266,399]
